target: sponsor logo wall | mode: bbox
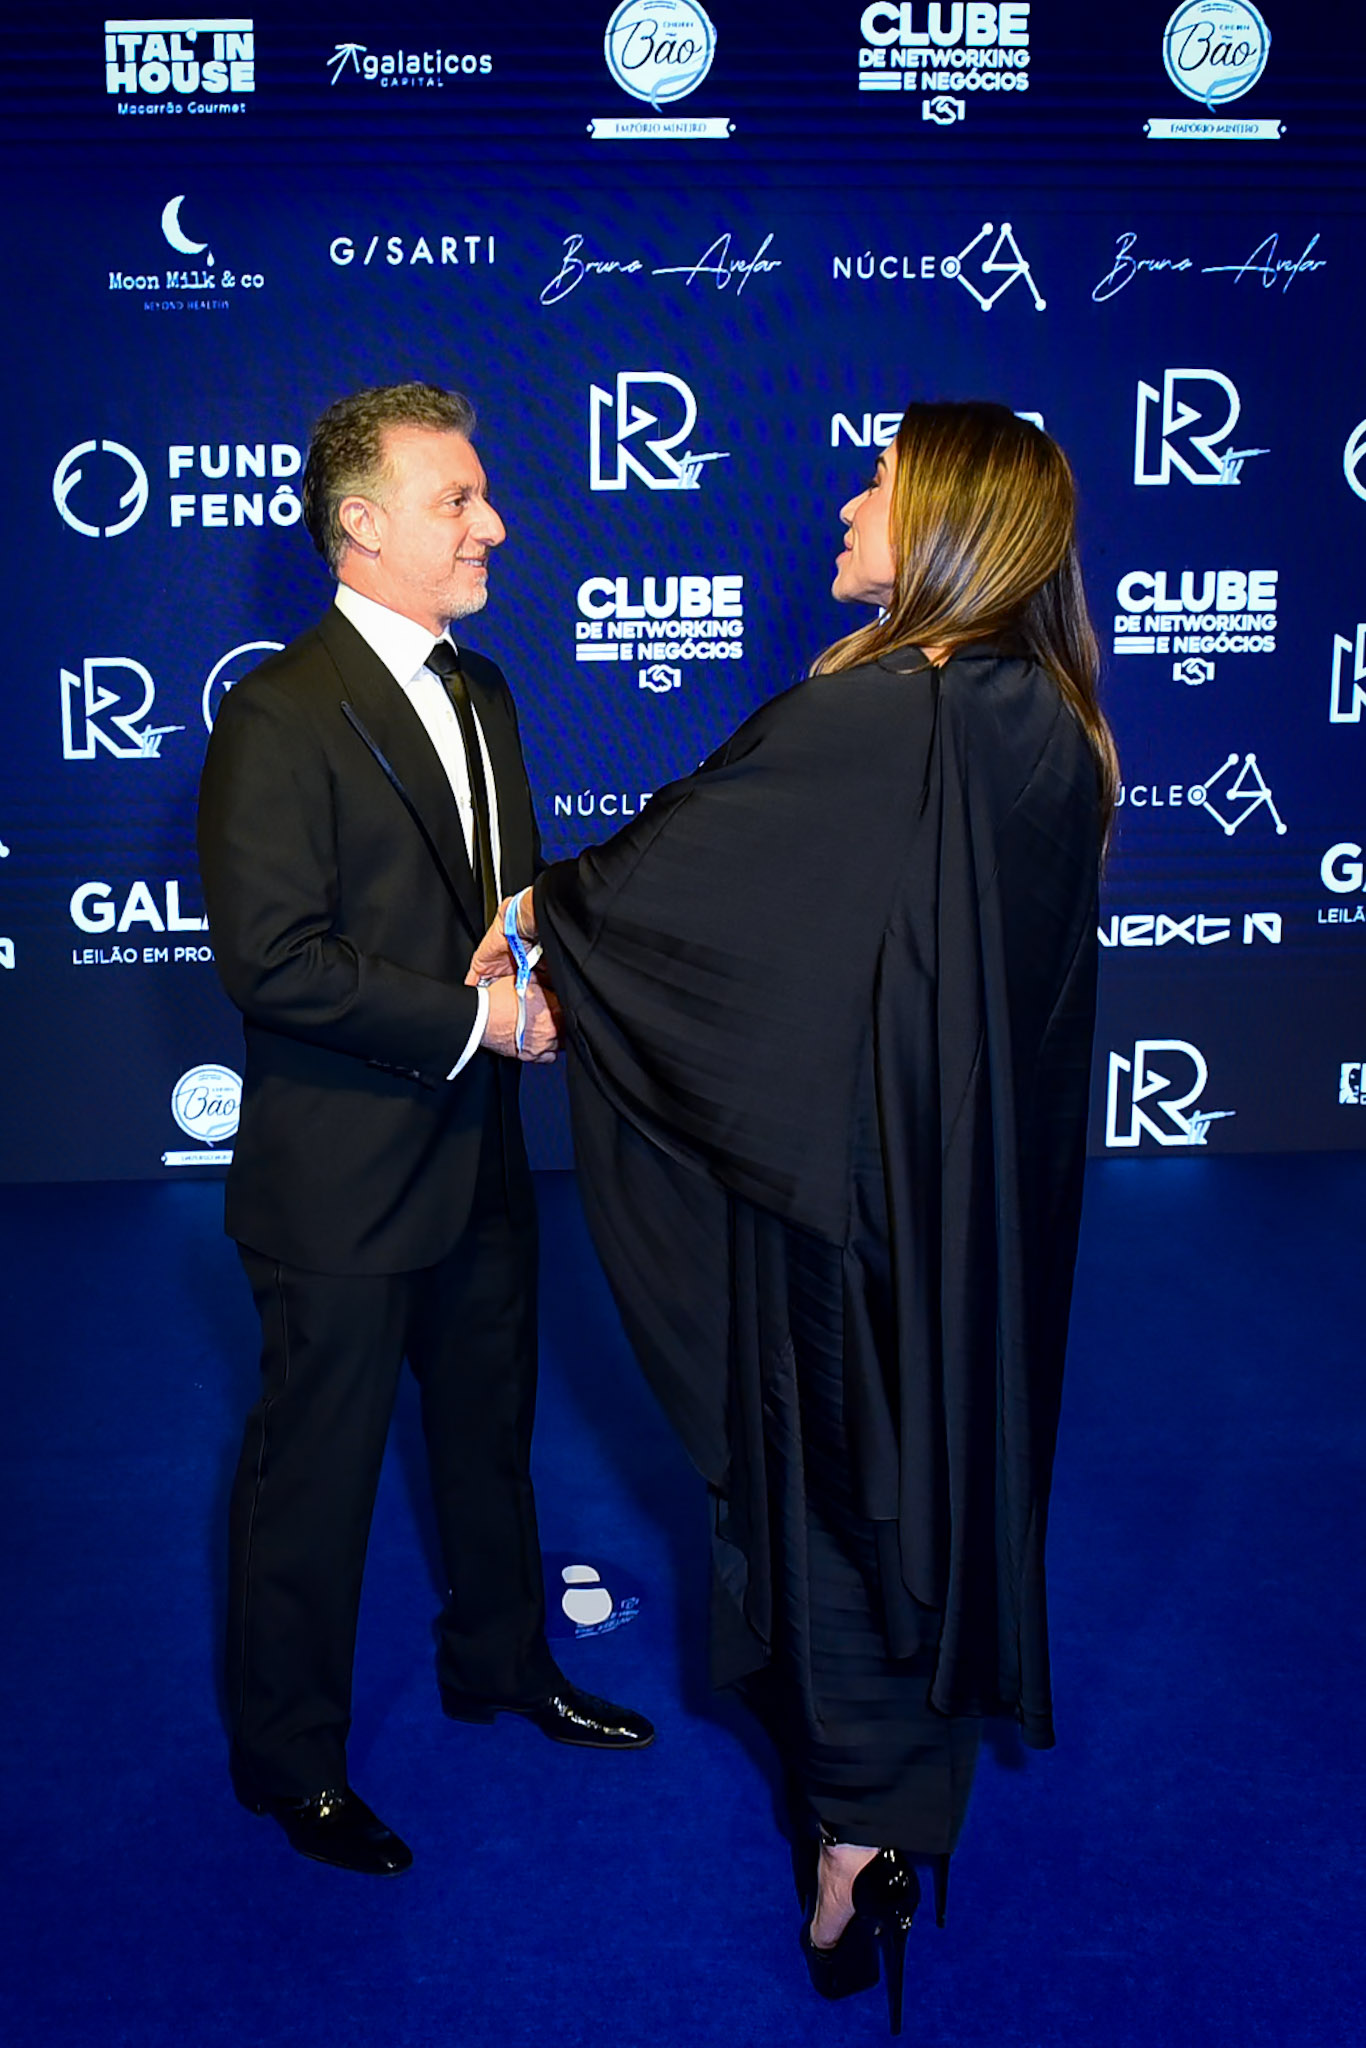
[1,3,1362,1175]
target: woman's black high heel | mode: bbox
[801,1903,880,2003]
[801,1845,921,2034]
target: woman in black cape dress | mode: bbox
[473,404,1117,2021]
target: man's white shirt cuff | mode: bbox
[447,985,489,1079]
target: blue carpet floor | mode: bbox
[0,1156,1363,2047]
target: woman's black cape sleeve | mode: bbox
[535,654,1099,1745]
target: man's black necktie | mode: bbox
[426,639,498,926]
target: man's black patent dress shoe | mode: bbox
[441,1680,655,1749]
[237,1784,414,1874]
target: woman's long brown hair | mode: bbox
[813,402,1119,828]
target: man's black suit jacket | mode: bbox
[197,605,539,1276]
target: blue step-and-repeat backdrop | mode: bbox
[0,1,1362,1178]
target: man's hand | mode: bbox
[466,897,521,986]
[479,976,560,1063]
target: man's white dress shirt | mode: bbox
[334,583,499,1077]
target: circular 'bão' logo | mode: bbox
[1163,0,1270,110]
[171,1064,242,1146]
[605,0,715,108]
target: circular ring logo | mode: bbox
[605,0,715,107]
[1163,0,1270,110]
[171,1064,242,1146]
[1344,420,1366,503]
[52,439,149,539]
[202,640,285,730]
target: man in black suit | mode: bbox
[197,382,652,1876]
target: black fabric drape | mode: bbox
[536,647,1100,1748]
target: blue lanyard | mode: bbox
[503,893,542,1055]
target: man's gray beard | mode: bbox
[446,586,489,621]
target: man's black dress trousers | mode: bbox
[225,1087,556,1800]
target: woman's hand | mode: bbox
[478,976,561,1062]
[514,889,538,941]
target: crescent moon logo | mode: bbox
[161,195,213,265]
